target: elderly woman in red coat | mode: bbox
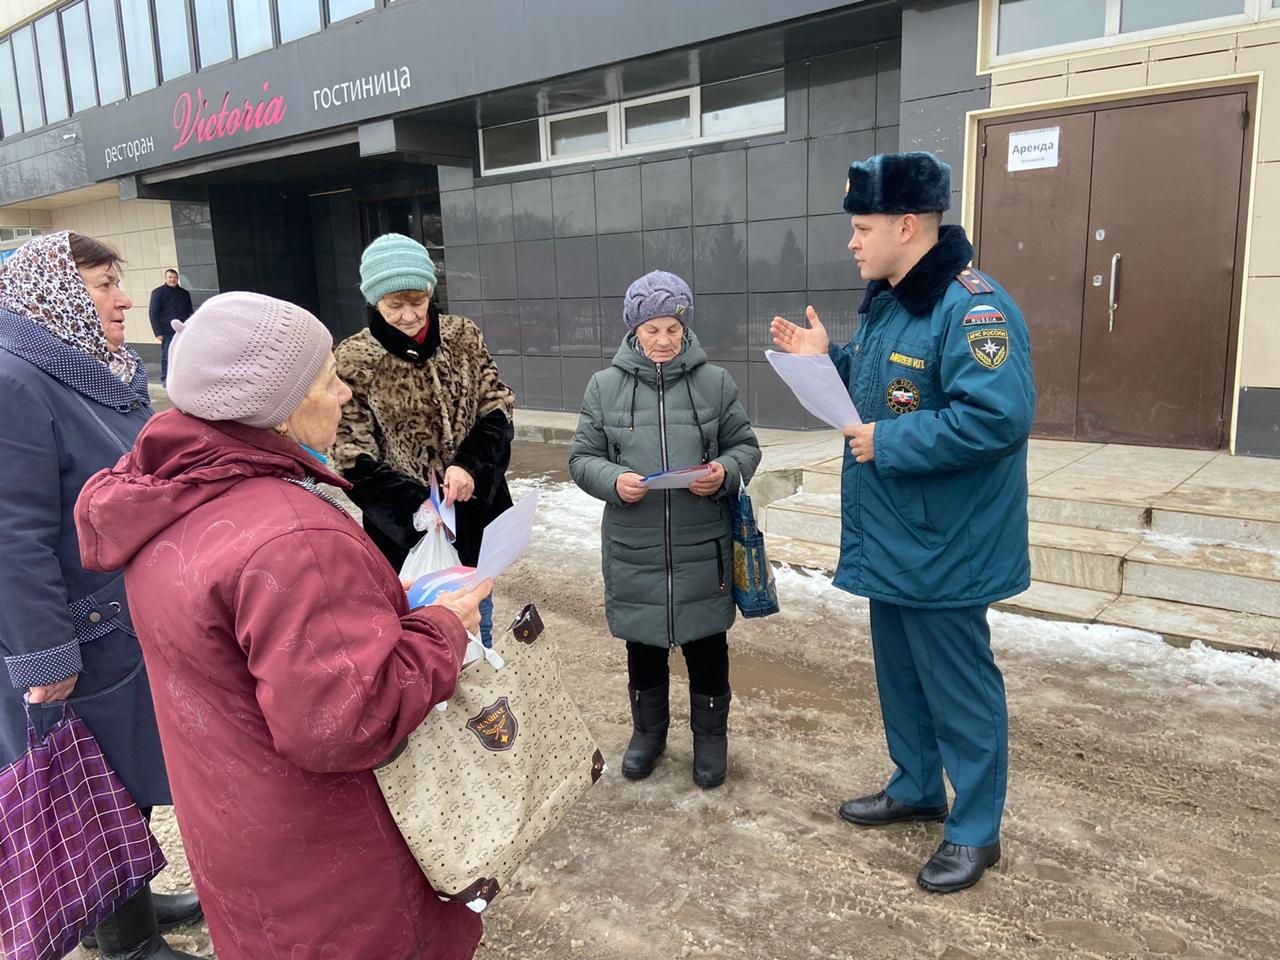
[74,291,491,960]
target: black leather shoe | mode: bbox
[838,790,948,826]
[916,840,1001,893]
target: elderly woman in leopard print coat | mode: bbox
[333,233,515,644]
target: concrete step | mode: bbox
[800,458,842,496]
[1028,522,1142,594]
[1122,537,1280,620]
[999,581,1118,623]
[1098,595,1279,656]
[1149,506,1280,552]
[759,492,841,546]
[762,532,840,572]
[1028,494,1149,533]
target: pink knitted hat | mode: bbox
[166,291,333,429]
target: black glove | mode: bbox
[343,455,430,550]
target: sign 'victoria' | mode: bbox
[171,82,289,152]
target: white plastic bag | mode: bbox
[399,524,461,584]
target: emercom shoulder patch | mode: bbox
[888,351,926,371]
[967,328,1009,369]
[962,303,1006,326]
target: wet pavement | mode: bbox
[73,442,1280,960]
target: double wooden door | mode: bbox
[975,91,1251,448]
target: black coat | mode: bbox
[148,283,194,338]
[0,309,170,806]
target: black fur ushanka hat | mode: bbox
[843,151,951,215]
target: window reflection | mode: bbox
[194,0,234,67]
[279,0,322,43]
[234,0,274,57]
[88,0,127,104]
[34,15,68,124]
[60,3,97,113]
[0,41,21,136]
[10,27,43,131]
[120,0,157,95]
[155,0,193,82]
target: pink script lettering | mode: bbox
[172,82,288,152]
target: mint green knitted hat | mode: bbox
[359,233,437,306]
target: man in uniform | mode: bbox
[770,151,1035,893]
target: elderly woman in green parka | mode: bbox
[570,271,760,789]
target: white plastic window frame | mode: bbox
[988,0,1279,66]
[476,69,786,177]
[618,86,699,153]
[545,103,618,163]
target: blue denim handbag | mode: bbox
[731,483,779,618]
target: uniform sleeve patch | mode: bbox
[962,304,1006,326]
[888,351,926,371]
[967,328,1009,369]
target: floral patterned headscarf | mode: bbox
[0,231,139,382]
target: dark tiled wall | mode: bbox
[901,0,989,222]
[171,201,219,309]
[208,187,320,321]
[1237,388,1280,459]
[439,41,900,429]
[310,192,367,343]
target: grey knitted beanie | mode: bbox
[166,291,333,429]
[623,270,693,331]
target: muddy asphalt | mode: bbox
[72,441,1280,960]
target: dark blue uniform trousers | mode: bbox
[869,600,1008,847]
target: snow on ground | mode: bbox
[512,477,1280,701]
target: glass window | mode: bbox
[194,0,233,66]
[624,96,692,146]
[34,15,68,124]
[120,0,157,95]
[278,0,322,42]
[549,111,609,157]
[1120,0,1244,33]
[154,0,192,81]
[88,0,126,104]
[328,0,375,23]
[61,3,97,112]
[11,27,43,131]
[997,0,1107,54]
[701,71,784,137]
[234,0,274,57]
[0,42,21,137]
[482,120,540,170]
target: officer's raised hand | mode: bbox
[770,305,829,355]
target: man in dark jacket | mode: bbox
[148,268,193,385]
[771,152,1035,894]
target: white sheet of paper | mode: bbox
[473,488,540,582]
[764,350,862,430]
[429,473,457,538]
[641,465,716,490]
[1008,126,1060,172]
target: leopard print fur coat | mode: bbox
[332,313,514,484]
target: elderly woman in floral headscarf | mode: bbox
[0,231,201,959]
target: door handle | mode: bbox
[1108,253,1121,333]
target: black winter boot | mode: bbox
[690,689,731,789]
[622,683,669,779]
[83,888,202,949]
[93,885,202,959]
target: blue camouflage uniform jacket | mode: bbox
[830,225,1036,608]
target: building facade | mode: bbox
[0,0,1274,454]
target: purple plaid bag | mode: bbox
[0,704,166,960]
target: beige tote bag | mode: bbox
[374,603,604,912]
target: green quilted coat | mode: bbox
[569,332,761,647]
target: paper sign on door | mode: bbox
[1008,127,1060,172]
